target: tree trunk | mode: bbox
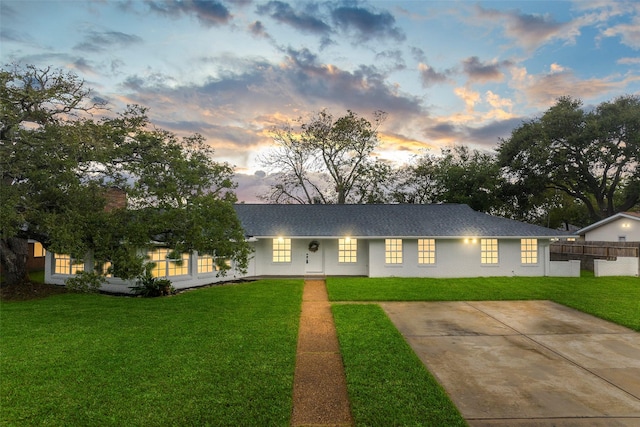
[0,237,30,286]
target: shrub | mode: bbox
[64,271,106,293]
[130,264,175,297]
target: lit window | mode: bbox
[33,242,46,258]
[167,254,189,276]
[99,261,113,277]
[147,248,189,277]
[273,238,291,263]
[54,254,84,275]
[480,239,498,264]
[385,239,403,264]
[521,239,538,264]
[418,239,436,264]
[338,238,357,263]
[198,254,229,273]
[198,254,215,273]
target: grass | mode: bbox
[332,304,467,426]
[1,279,303,426]
[327,273,640,331]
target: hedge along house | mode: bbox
[234,204,580,278]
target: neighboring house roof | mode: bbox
[234,204,570,239]
[576,212,640,235]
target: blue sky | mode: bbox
[2,1,639,201]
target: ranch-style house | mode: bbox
[45,204,580,293]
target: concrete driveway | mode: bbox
[380,301,640,426]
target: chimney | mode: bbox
[104,187,127,212]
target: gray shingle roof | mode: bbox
[233,204,569,239]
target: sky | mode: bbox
[2,0,640,202]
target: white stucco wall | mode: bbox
[594,257,639,277]
[368,238,560,278]
[247,238,368,277]
[548,260,581,277]
[585,218,640,242]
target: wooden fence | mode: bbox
[550,241,639,270]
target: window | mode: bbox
[147,248,189,277]
[480,239,498,264]
[273,238,291,263]
[385,239,403,264]
[198,254,215,273]
[521,239,538,264]
[54,254,84,275]
[98,261,113,277]
[33,242,46,258]
[338,238,357,263]
[418,239,436,264]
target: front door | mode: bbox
[305,244,324,274]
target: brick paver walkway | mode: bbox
[290,279,353,426]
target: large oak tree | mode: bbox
[497,96,640,223]
[0,65,250,287]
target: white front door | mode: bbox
[305,246,324,274]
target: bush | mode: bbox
[64,271,106,293]
[130,265,175,297]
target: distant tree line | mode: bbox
[260,98,640,229]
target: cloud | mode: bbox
[473,5,574,51]
[485,90,512,109]
[71,58,96,74]
[0,28,35,45]
[146,0,232,26]
[330,4,405,42]
[602,15,640,49]
[509,65,634,107]
[74,30,143,52]
[618,57,640,65]
[282,47,423,115]
[249,20,270,39]
[422,117,524,150]
[418,63,453,87]
[256,1,331,36]
[466,118,523,147]
[234,171,292,203]
[454,86,481,112]
[375,49,406,72]
[462,56,512,83]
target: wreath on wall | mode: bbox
[308,240,320,252]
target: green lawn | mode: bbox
[1,280,302,426]
[332,304,467,426]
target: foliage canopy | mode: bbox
[0,64,250,286]
[498,95,640,222]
